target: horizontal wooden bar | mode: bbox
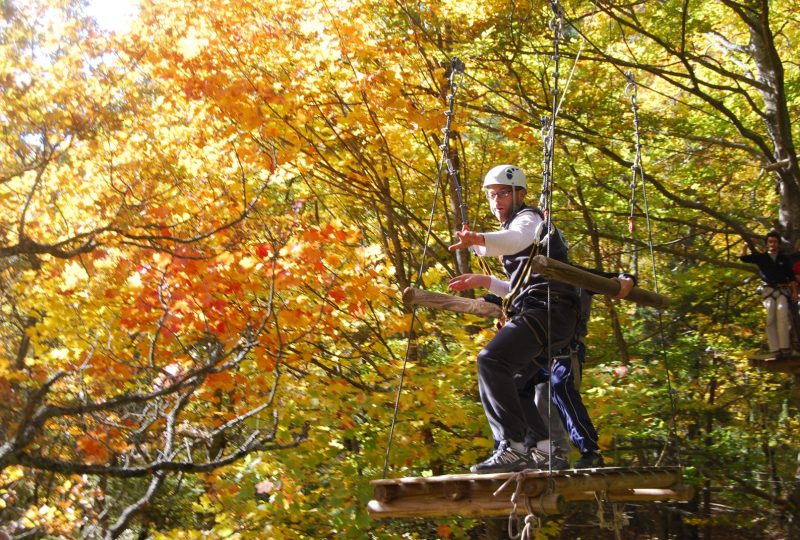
[368,491,564,519]
[748,355,800,374]
[369,467,687,520]
[402,287,502,318]
[569,485,695,502]
[529,256,670,309]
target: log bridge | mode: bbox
[369,467,691,519]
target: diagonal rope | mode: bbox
[382,58,465,478]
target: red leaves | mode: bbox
[255,243,271,258]
[328,287,346,304]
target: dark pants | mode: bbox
[478,297,577,446]
[547,353,599,454]
[514,344,599,454]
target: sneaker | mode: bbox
[529,447,569,471]
[470,440,532,474]
[574,451,605,469]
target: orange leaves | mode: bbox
[85,354,136,382]
[76,435,110,464]
[255,353,277,372]
[205,371,236,393]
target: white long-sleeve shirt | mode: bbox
[472,211,543,297]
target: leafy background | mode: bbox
[1,0,799,538]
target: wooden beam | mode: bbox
[369,467,688,520]
[748,354,800,374]
[765,158,791,171]
[530,256,670,309]
[402,287,502,319]
[402,256,670,317]
[569,485,695,502]
[368,492,564,519]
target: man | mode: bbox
[740,231,797,356]
[448,164,593,473]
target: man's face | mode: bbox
[767,236,780,253]
[486,184,523,221]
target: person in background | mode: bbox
[740,231,797,357]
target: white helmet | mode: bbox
[482,165,526,189]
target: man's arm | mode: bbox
[477,212,542,257]
[448,273,510,297]
[740,243,760,263]
[574,265,636,299]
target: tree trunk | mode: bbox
[743,0,800,239]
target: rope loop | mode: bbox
[624,70,637,104]
[508,509,523,540]
[539,116,553,211]
[548,0,565,37]
[502,471,528,540]
[520,512,542,540]
[594,490,610,528]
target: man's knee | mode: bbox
[476,347,504,377]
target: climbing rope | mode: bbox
[623,73,681,467]
[537,1,562,214]
[381,57,466,478]
[625,71,642,277]
[594,491,628,539]
[494,472,544,540]
[538,0,564,476]
[443,58,468,230]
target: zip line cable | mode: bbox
[382,58,466,478]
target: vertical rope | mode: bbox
[624,72,641,277]
[624,72,681,467]
[538,0,564,474]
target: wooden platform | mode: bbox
[369,467,691,519]
[748,352,800,374]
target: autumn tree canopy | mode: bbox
[1,0,799,538]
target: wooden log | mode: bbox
[369,468,686,519]
[402,287,503,319]
[570,485,695,502]
[368,483,691,519]
[368,492,564,519]
[529,256,670,309]
[765,158,791,171]
[748,354,800,374]
[368,496,521,519]
[371,468,683,495]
